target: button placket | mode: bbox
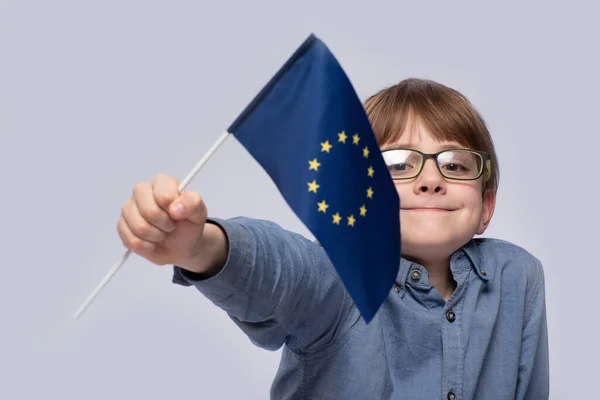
[441,301,462,400]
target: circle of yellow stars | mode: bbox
[306,130,375,227]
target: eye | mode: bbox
[390,163,412,171]
[442,163,469,172]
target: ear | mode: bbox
[476,188,496,235]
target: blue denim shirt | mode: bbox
[173,217,549,399]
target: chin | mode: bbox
[399,215,478,257]
[401,234,472,261]
[402,230,455,248]
[402,241,455,261]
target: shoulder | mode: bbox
[472,237,545,289]
[473,237,542,268]
[474,237,537,259]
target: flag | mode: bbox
[228,34,400,323]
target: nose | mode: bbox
[414,158,446,194]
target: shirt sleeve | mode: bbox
[172,216,359,353]
[516,257,550,400]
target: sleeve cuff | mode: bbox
[171,217,253,302]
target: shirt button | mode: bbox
[447,392,456,400]
[393,283,401,293]
[410,269,422,281]
[480,269,487,276]
[446,310,456,323]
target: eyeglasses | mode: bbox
[381,148,491,181]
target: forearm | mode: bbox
[172,216,357,352]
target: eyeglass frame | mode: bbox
[381,147,492,182]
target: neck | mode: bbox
[406,255,456,301]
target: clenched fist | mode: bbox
[117,173,227,275]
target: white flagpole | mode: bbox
[73,131,231,319]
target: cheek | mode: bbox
[394,184,411,201]
[456,190,485,224]
[460,187,484,209]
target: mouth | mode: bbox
[401,207,456,212]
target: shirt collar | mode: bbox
[461,239,493,282]
[394,239,492,293]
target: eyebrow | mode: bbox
[381,143,466,151]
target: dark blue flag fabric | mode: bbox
[228,34,400,323]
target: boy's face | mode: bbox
[382,120,496,262]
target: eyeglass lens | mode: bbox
[382,149,483,179]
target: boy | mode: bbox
[117,78,549,399]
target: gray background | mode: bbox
[1,1,597,399]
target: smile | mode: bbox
[401,208,455,212]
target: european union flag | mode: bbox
[228,34,400,323]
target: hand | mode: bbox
[117,173,209,268]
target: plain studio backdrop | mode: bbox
[0,1,597,399]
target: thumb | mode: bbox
[168,191,207,225]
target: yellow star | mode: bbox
[366,187,374,199]
[352,134,360,145]
[320,140,332,153]
[308,158,321,171]
[363,146,369,158]
[367,166,374,177]
[338,131,348,143]
[332,213,342,225]
[359,205,367,217]
[347,214,356,227]
[317,200,329,213]
[307,180,320,193]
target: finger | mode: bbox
[134,183,176,233]
[151,174,181,211]
[169,191,207,225]
[117,215,156,253]
[122,199,167,243]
